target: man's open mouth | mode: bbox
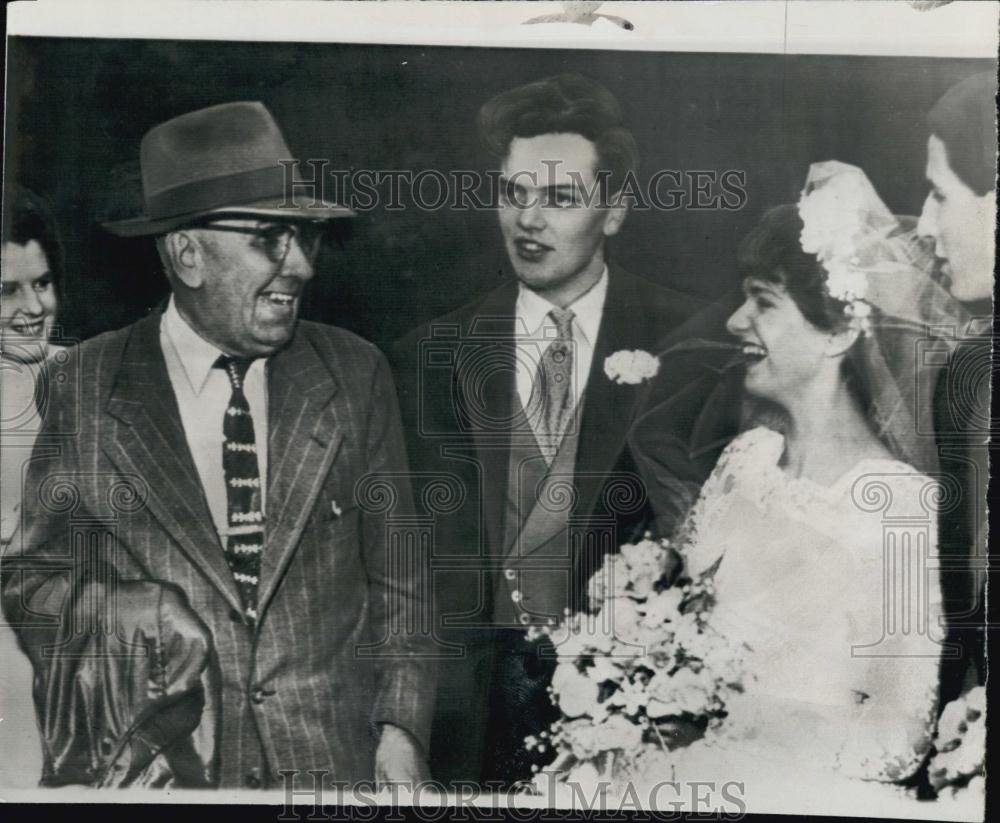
[259,291,296,307]
[514,239,553,259]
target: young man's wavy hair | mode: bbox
[477,73,639,199]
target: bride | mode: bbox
[536,163,960,806]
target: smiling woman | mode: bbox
[728,203,873,427]
[610,164,970,802]
[1,188,66,532]
[0,186,65,787]
[1,188,63,360]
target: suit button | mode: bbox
[504,569,516,580]
[510,590,522,603]
[250,687,269,705]
[519,613,531,625]
[244,769,262,789]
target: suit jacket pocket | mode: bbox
[317,486,359,524]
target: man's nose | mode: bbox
[916,193,938,240]
[280,235,317,281]
[515,199,547,231]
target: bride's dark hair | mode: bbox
[737,204,851,331]
[736,203,874,411]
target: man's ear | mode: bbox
[824,323,861,358]
[163,231,204,289]
[602,195,628,238]
[976,187,996,239]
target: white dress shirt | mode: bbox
[514,266,608,415]
[160,297,268,538]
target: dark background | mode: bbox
[3,37,993,347]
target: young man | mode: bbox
[392,74,718,785]
[917,70,995,706]
[2,102,434,789]
[918,71,996,304]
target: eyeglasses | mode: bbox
[191,219,327,265]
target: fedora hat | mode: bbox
[103,101,353,237]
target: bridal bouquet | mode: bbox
[927,686,986,802]
[525,536,748,798]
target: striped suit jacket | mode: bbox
[1,312,435,788]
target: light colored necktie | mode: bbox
[526,307,575,465]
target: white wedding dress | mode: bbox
[671,426,942,793]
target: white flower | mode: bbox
[587,555,630,605]
[588,654,621,684]
[646,668,713,718]
[561,719,602,760]
[604,676,649,717]
[604,350,660,385]
[692,626,747,687]
[640,588,684,628]
[844,298,873,335]
[849,300,872,319]
[552,663,602,718]
[620,538,672,598]
[609,597,645,644]
[798,174,879,318]
[549,614,615,659]
[823,260,868,302]
[929,687,986,790]
[595,714,644,753]
[797,175,869,261]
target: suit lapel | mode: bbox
[476,269,656,558]
[104,313,243,614]
[509,406,583,557]
[573,267,650,518]
[256,329,343,616]
[459,282,520,557]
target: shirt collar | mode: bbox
[162,295,228,396]
[515,265,609,347]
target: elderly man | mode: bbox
[916,71,995,707]
[1,101,434,789]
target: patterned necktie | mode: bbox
[215,355,265,623]
[526,307,576,465]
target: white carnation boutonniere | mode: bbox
[604,349,659,385]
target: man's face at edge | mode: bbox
[917,134,996,303]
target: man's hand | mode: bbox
[374,723,430,787]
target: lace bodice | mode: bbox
[676,427,943,783]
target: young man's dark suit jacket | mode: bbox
[1,312,435,788]
[389,265,726,785]
[931,313,990,707]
